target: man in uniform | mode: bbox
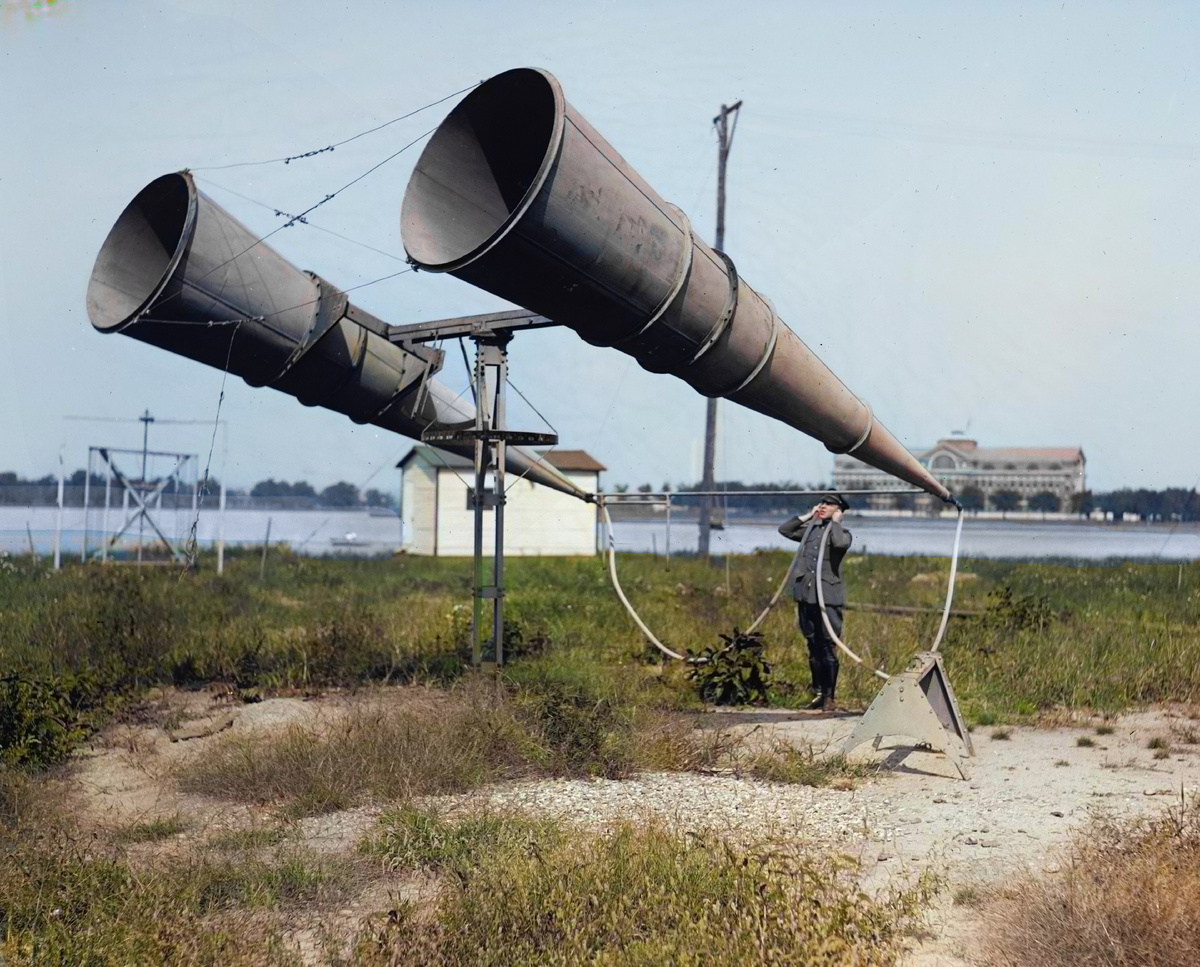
[778,493,852,711]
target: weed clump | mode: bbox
[980,797,1200,967]
[0,816,340,965]
[363,805,564,876]
[354,818,931,966]
[745,742,875,788]
[688,628,773,705]
[176,681,716,816]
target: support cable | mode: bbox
[191,82,479,172]
[195,178,409,263]
[182,322,242,571]
[147,131,430,321]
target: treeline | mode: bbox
[613,481,832,514]
[1081,488,1200,522]
[0,471,396,510]
[611,480,1200,521]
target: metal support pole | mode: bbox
[81,450,92,563]
[216,480,227,575]
[259,517,272,580]
[698,99,742,559]
[665,494,672,567]
[471,339,489,670]
[137,409,153,564]
[101,464,112,563]
[53,454,64,571]
[465,334,515,672]
[492,337,509,668]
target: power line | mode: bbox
[191,82,478,171]
[195,177,408,263]
[147,129,430,321]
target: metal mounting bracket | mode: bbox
[842,651,975,780]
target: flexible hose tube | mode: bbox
[600,499,691,662]
[601,497,966,674]
[815,526,891,681]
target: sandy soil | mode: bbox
[61,688,1200,966]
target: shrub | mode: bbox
[688,628,773,705]
[0,674,94,770]
[353,821,932,966]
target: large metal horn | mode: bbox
[402,68,950,500]
[87,172,585,499]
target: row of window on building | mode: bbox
[832,434,1086,512]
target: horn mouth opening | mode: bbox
[87,172,195,332]
[402,68,563,271]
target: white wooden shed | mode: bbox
[397,447,604,556]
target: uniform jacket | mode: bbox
[777,516,853,607]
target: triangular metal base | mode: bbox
[842,651,974,779]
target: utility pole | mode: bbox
[698,99,742,558]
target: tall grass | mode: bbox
[354,810,932,966]
[0,806,341,966]
[979,796,1200,967]
[176,679,718,816]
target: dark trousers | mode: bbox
[797,601,841,697]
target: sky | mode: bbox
[2,0,1198,494]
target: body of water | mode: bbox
[3,507,1198,562]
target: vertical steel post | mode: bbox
[189,457,199,566]
[260,517,272,580]
[471,339,489,669]
[81,450,92,563]
[492,336,509,668]
[53,454,65,571]
[101,462,112,563]
[137,409,153,564]
[216,481,227,575]
[665,494,672,566]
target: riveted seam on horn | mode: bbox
[609,209,695,349]
[828,403,874,455]
[267,274,348,386]
[717,324,779,398]
[685,249,739,366]
[371,353,436,424]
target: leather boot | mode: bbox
[807,657,822,699]
[824,663,840,712]
[804,690,827,711]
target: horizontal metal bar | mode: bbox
[846,601,984,618]
[388,310,558,344]
[94,446,196,460]
[599,488,926,498]
[422,429,558,445]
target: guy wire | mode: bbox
[191,82,479,171]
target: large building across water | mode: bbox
[833,434,1086,511]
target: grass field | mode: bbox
[3,548,1198,767]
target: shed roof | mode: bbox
[398,446,605,473]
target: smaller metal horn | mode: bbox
[86,172,586,499]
